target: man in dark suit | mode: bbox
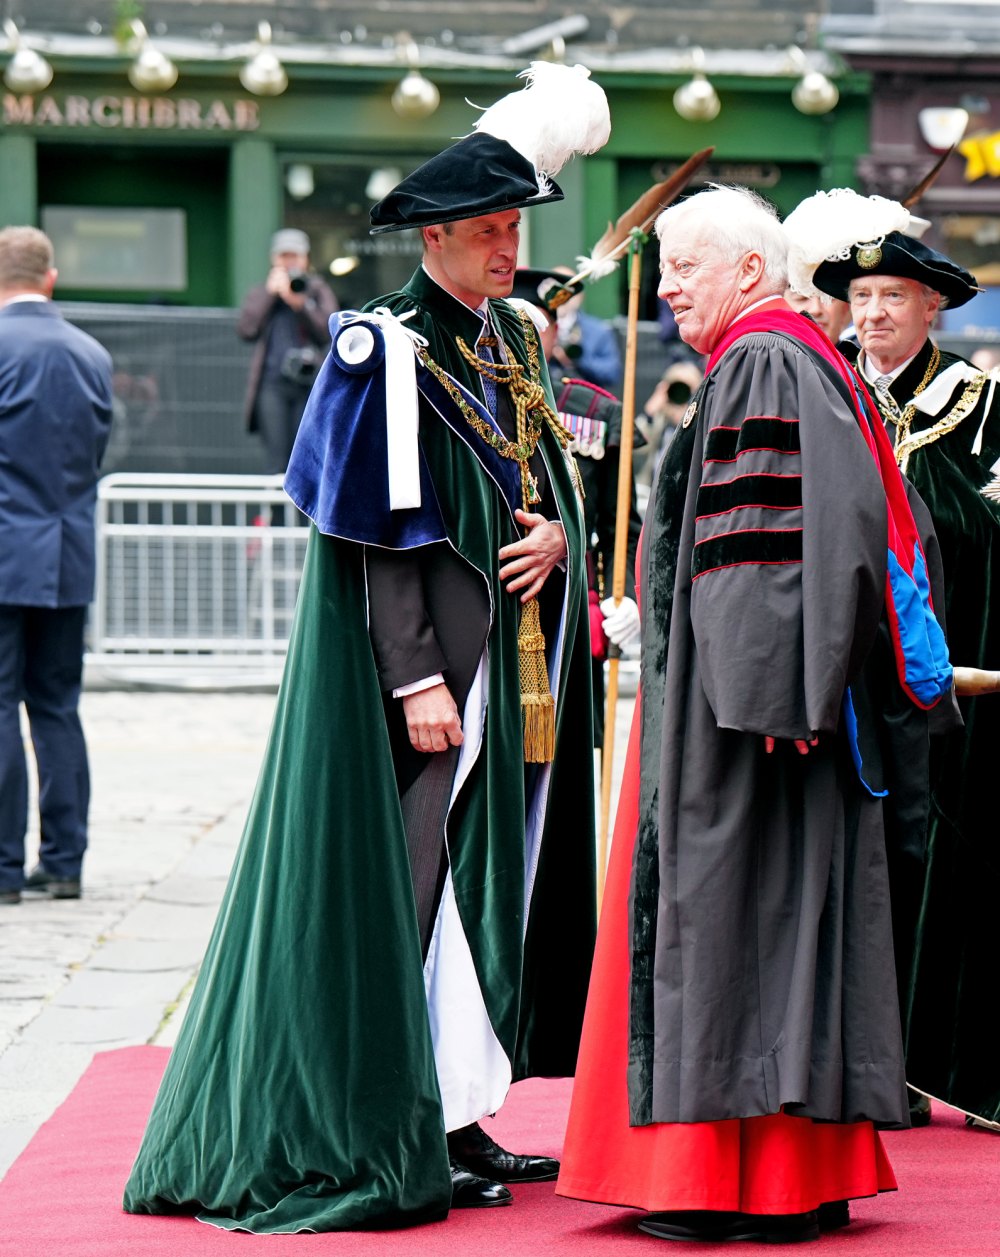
[0,226,113,905]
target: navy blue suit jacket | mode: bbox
[0,300,113,607]
[562,309,622,393]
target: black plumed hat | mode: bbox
[370,134,564,235]
[813,231,981,309]
[369,62,611,236]
[507,267,583,317]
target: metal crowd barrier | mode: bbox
[87,474,309,689]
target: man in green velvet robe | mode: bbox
[786,189,1000,1130]
[123,69,609,1232]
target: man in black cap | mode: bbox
[124,64,610,1232]
[237,227,337,472]
[786,188,1000,1133]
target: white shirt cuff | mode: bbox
[393,673,445,698]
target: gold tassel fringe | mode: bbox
[518,597,556,762]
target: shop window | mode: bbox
[279,159,423,308]
[41,206,187,292]
[937,213,1000,342]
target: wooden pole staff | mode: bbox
[597,229,645,909]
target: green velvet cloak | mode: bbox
[122,271,596,1231]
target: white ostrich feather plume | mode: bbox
[575,252,620,282]
[783,188,915,296]
[471,62,611,179]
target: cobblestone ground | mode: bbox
[0,682,635,1180]
[0,691,276,1177]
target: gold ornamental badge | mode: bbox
[856,243,883,269]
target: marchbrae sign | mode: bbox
[2,93,260,132]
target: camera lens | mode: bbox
[288,270,308,294]
[666,379,693,405]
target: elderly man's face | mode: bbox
[658,232,753,355]
[849,275,940,373]
[784,289,852,342]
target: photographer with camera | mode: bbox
[238,228,338,473]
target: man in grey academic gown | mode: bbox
[607,186,951,1244]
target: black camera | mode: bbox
[280,345,322,385]
[287,269,308,294]
[666,379,694,406]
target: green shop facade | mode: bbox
[0,60,869,472]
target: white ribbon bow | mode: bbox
[336,308,428,511]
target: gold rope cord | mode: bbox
[517,596,556,762]
[450,312,564,762]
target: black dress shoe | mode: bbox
[639,1209,820,1244]
[24,866,81,899]
[965,1114,1000,1132]
[909,1092,932,1127]
[818,1200,850,1231]
[447,1122,559,1183]
[0,888,21,905]
[449,1158,512,1208]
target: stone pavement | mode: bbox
[0,681,636,1182]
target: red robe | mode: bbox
[556,697,897,1213]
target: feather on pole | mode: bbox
[903,145,956,209]
[561,147,714,295]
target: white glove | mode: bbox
[600,595,641,647]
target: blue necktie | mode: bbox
[477,318,498,416]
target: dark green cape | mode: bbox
[123,270,596,1231]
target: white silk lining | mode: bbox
[423,653,512,1132]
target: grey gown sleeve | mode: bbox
[689,336,886,740]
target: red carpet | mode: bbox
[0,1046,996,1256]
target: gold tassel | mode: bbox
[518,597,555,763]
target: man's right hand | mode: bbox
[402,683,464,753]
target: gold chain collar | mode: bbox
[894,374,988,473]
[417,311,570,505]
[417,308,567,764]
[879,344,940,438]
[870,344,990,473]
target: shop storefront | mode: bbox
[0,51,871,473]
[1,63,871,318]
